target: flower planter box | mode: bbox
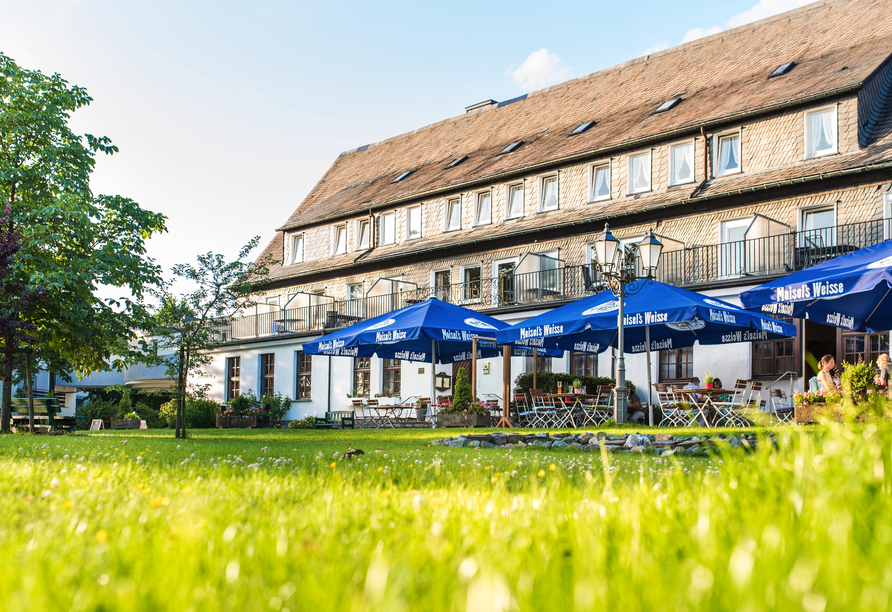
[216,415,257,428]
[111,419,140,430]
[794,401,819,425]
[437,412,490,428]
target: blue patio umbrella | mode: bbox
[303,298,560,402]
[739,239,892,333]
[496,281,796,425]
[496,281,796,355]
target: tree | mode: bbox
[452,367,472,413]
[0,53,167,431]
[149,238,271,438]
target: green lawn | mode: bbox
[0,425,889,611]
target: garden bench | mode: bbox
[10,397,76,431]
[325,411,355,429]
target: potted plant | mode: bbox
[437,368,489,427]
[704,373,714,389]
[112,412,141,429]
[216,391,269,428]
[572,379,583,394]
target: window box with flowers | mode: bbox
[216,392,270,428]
[436,398,492,428]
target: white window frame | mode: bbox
[444,197,462,232]
[798,204,837,248]
[714,130,742,177]
[332,224,347,255]
[431,268,452,301]
[474,190,492,226]
[406,205,422,240]
[884,193,892,241]
[668,139,695,186]
[505,182,525,220]
[356,219,370,250]
[290,233,304,264]
[804,105,838,159]
[379,212,396,245]
[589,162,611,202]
[539,175,559,212]
[460,264,483,304]
[627,151,652,194]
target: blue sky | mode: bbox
[0,0,815,287]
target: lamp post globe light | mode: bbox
[592,224,664,423]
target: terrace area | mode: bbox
[218,219,888,342]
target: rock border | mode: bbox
[429,431,776,456]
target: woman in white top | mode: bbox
[816,354,836,393]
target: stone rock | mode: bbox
[606,434,624,441]
[466,434,494,443]
[445,438,467,448]
[530,440,547,447]
[429,439,443,446]
[730,436,742,449]
[625,434,650,448]
[569,442,583,450]
[552,432,571,439]
[469,440,481,448]
[544,441,554,448]
[503,443,515,449]
[579,433,594,444]
[481,441,496,449]
[676,438,701,449]
[651,440,675,449]
[630,445,646,454]
[656,434,674,441]
[551,440,569,448]
[506,433,525,444]
[581,444,596,452]
[515,441,527,448]
[661,450,676,457]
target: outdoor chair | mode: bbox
[656,383,689,426]
[770,389,795,424]
[514,393,536,427]
[530,389,556,427]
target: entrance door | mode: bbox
[720,219,749,278]
[493,260,516,306]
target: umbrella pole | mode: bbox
[533,348,538,390]
[497,345,514,428]
[646,324,653,426]
[431,340,436,409]
[472,337,477,403]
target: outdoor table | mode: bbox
[367,403,404,428]
[674,388,729,427]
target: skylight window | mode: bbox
[500,142,523,154]
[447,156,468,168]
[392,171,413,183]
[654,98,682,113]
[769,62,796,77]
[571,121,596,135]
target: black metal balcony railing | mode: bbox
[214,219,888,342]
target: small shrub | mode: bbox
[159,400,177,428]
[135,402,166,429]
[451,368,472,413]
[229,390,258,414]
[288,416,316,429]
[75,399,117,430]
[260,391,292,422]
[118,388,133,414]
[121,412,140,420]
[186,399,218,429]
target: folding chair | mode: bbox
[656,383,689,426]
[514,393,536,427]
[529,389,555,428]
[770,389,795,424]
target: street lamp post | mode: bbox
[592,225,663,424]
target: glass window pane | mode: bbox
[475,193,491,225]
[508,185,524,217]
[671,142,693,185]
[717,135,740,174]
[630,154,651,193]
[593,165,610,199]
[542,177,558,210]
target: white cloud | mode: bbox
[510,48,570,91]
[681,26,722,44]
[679,0,816,45]
[640,41,669,57]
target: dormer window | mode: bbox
[357,219,370,250]
[290,234,304,264]
[805,106,837,158]
[333,225,347,255]
[406,206,422,240]
[669,141,695,186]
[628,152,652,194]
[715,133,741,176]
[379,212,395,245]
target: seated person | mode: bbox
[683,376,704,402]
[876,354,890,390]
[817,355,836,393]
[628,387,645,424]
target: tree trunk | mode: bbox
[175,344,185,439]
[24,353,34,433]
[1,352,11,433]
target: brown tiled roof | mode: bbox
[259,0,892,276]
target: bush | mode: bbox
[288,416,316,429]
[452,368,472,413]
[229,390,258,414]
[513,372,634,395]
[121,412,140,420]
[260,392,292,422]
[159,400,177,428]
[75,399,118,430]
[85,385,173,413]
[186,399,218,429]
[135,402,166,429]
[118,388,133,414]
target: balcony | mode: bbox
[215,219,888,342]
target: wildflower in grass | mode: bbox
[549,464,557,471]
[95,529,109,543]
[63,500,74,509]
[538,469,546,478]
[329,462,336,468]
[377,467,383,472]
